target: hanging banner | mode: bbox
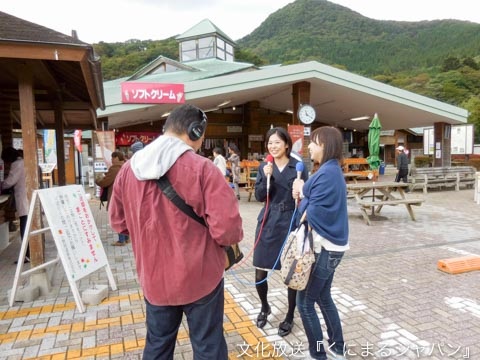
[115,131,160,146]
[288,125,305,155]
[74,130,83,153]
[43,129,57,165]
[121,82,185,104]
[94,131,115,167]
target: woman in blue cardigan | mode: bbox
[292,126,349,360]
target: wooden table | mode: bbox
[343,172,360,183]
[347,181,425,225]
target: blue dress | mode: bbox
[253,156,309,269]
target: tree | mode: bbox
[441,56,461,72]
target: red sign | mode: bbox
[288,125,305,155]
[115,131,160,146]
[74,130,82,152]
[121,82,185,104]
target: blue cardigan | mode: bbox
[299,159,349,245]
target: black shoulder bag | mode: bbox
[156,176,243,271]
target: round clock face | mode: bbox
[298,105,316,124]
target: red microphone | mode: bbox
[266,154,274,192]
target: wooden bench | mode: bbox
[356,197,425,225]
[241,160,259,202]
[409,166,476,194]
[342,158,377,179]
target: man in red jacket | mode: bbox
[109,104,243,360]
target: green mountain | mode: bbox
[93,0,480,140]
[238,0,480,75]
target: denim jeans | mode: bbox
[143,279,227,360]
[297,249,345,360]
[118,233,128,243]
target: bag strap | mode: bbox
[300,211,314,250]
[299,211,307,224]
[156,176,207,227]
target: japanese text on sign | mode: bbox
[121,82,185,104]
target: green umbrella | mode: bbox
[366,113,382,171]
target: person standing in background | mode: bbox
[109,104,243,359]
[395,145,409,184]
[130,140,144,155]
[1,147,29,263]
[292,126,349,360]
[228,143,241,200]
[212,147,227,177]
[253,127,308,337]
[95,151,128,246]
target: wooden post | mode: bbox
[18,65,44,266]
[433,122,451,167]
[292,82,311,125]
[54,101,66,185]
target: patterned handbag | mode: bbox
[280,212,315,291]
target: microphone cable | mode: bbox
[229,202,300,286]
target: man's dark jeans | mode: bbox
[143,279,227,360]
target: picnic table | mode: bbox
[347,181,425,225]
[343,172,360,184]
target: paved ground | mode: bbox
[1,175,480,359]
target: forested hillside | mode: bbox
[93,0,480,141]
[238,0,480,75]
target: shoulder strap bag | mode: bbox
[280,211,316,290]
[156,176,243,271]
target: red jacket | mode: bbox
[109,151,243,305]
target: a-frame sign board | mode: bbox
[9,185,117,313]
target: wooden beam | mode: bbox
[0,43,89,62]
[18,65,44,266]
[292,81,311,125]
[79,52,102,109]
[30,101,93,110]
[54,102,66,186]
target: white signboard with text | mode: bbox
[10,185,116,313]
[37,186,109,280]
[423,125,474,155]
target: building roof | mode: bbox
[0,11,105,129]
[176,19,235,44]
[100,59,468,131]
[100,57,256,119]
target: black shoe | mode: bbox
[236,195,241,200]
[278,320,293,337]
[256,306,271,328]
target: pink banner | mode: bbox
[288,125,305,155]
[121,82,185,104]
[95,131,116,167]
[74,130,82,152]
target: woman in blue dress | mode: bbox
[253,127,308,337]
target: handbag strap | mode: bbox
[299,211,307,224]
[156,176,207,227]
[300,211,314,250]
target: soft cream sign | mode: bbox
[121,82,185,104]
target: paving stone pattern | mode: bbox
[0,178,479,359]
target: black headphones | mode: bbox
[187,109,208,141]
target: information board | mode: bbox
[37,186,109,280]
[10,185,116,313]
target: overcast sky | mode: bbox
[2,0,480,43]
